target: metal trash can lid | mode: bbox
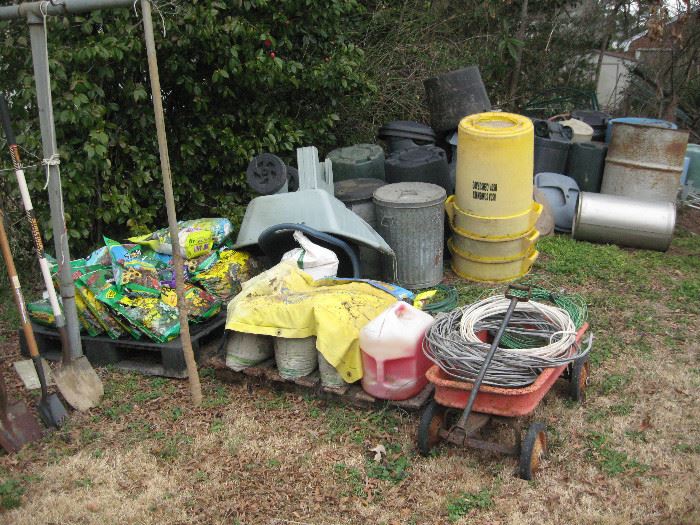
[373,182,446,209]
[334,178,387,203]
[327,144,383,164]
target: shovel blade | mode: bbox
[0,400,42,453]
[53,357,104,412]
[38,393,68,429]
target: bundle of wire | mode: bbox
[423,294,592,388]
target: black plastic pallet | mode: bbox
[19,314,227,378]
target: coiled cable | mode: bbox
[424,294,592,388]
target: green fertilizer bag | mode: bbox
[98,285,180,343]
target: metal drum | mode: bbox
[572,192,676,251]
[374,182,446,289]
[601,123,689,203]
[334,178,387,279]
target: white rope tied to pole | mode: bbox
[42,153,60,189]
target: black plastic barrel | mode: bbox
[534,137,570,175]
[377,121,436,154]
[385,145,452,194]
[565,142,607,193]
[423,66,491,133]
[570,110,611,142]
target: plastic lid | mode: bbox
[327,144,383,164]
[373,182,446,208]
[385,145,446,167]
[246,153,288,195]
[459,112,533,139]
[378,120,436,141]
[334,178,387,203]
[571,110,611,127]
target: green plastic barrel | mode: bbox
[327,144,385,182]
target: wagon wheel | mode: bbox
[518,422,547,480]
[417,400,446,457]
[569,355,590,403]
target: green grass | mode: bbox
[586,432,650,476]
[323,405,401,445]
[334,463,367,498]
[0,477,24,510]
[365,444,411,483]
[445,489,493,522]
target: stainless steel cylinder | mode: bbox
[572,192,676,251]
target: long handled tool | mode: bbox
[0,209,67,429]
[449,284,531,442]
[141,0,202,405]
[0,94,102,411]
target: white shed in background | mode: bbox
[589,51,637,112]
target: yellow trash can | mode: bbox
[456,112,534,218]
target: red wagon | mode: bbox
[417,324,591,479]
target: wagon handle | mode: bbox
[447,285,529,444]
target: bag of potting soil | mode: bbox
[77,267,143,340]
[74,292,105,337]
[128,218,233,259]
[160,283,222,323]
[190,248,261,302]
[98,285,180,343]
[46,260,107,337]
[105,237,161,298]
[27,299,56,328]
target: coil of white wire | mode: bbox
[423,295,592,388]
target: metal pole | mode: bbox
[0,0,135,21]
[140,0,202,405]
[27,11,83,361]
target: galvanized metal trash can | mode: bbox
[373,182,446,289]
[334,178,388,278]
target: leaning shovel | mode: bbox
[0,371,42,453]
[0,94,102,411]
[0,210,67,429]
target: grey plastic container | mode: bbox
[334,178,388,279]
[572,192,676,251]
[385,145,452,194]
[534,136,571,175]
[327,144,385,182]
[565,141,607,193]
[534,173,580,233]
[373,182,446,289]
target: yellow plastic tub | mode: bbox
[456,112,534,217]
[448,228,539,262]
[448,239,538,283]
[445,196,542,240]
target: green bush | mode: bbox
[0,0,372,256]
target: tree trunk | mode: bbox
[594,1,625,89]
[508,0,529,103]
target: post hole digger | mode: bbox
[0,209,65,434]
[0,94,103,412]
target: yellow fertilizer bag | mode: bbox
[226,261,409,383]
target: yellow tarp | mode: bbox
[225,261,398,383]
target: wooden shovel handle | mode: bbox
[0,210,41,359]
